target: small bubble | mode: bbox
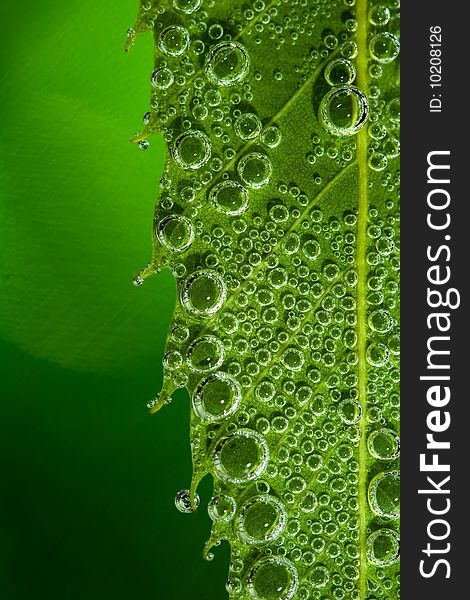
[234,112,262,140]
[367,529,400,566]
[205,41,250,86]
[369,32,400,63]
[210,180,249,215]
[368,472,400,519]
[151,67,174,89]
[173,130,211,170]
[157,214,194,252]
[238,152,272,188]
[237,495,287,544]
[213,429,269,484]
[208,494,237,522]
[261,125,282,148]
[175,489,199,513]
[192,372,241,422]
[309,565,329,588]
[181,270,227,317]
[369,5,391,26]
[172,0,201,13]
[248,557,298,600]
[319,86,369,137]
[368,428,400,461]
[187,336,225,372]
[158,25,190,57]
[324,59,356,86]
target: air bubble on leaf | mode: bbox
[157,214,194,253]
[368,428,400,461]
[213,429,269,484]
[192,372,241,422]
[181,270,227,317]
[319,86,369,137]
[237,495,287,544]
[205,41,250,86]
[368,309,393,333]
[210,181,249,215]
[366,343,390,367]
[369,471,400,519]
[172,0,201,13]
[238,153,272,188]
[151,67,174,89]
[158,25,190,57]
[261,125,282,148]
[187,335,225,372]
[338,399,362,424]
[369,32,400,63]
[324,59,356,86]
[367,529,400,566]
[247,556,298,600]
[234,113,262,140]
[175,489,200,513]
[309,565,329,588]
[208,494,237,523]
[281,347,305,372]
[173,130,211,170]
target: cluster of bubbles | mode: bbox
[132,0,400,597]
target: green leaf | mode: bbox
[129,0,400,598]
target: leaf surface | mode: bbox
[129,0,400,598]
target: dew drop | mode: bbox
[248,556,298,600]
[237,495,287,544]
[369,32,400,63]
[367,529,400,566]
[175,489,200,513]
[366,343,390,367]
[300,491,318,513]
[281,347,305,372]
[192,372,241,422]
[238,152,272,188]
[368,309,393,333]
[172,0,201,13]
[324,59,356,86]
[368,5,391,26]
[181,270,227,317]
[319,86,369,137]
[157,214,194,252]
[309,565,329,588]
[158,25,190,57]
[208,494,237,523]
[338,399,362,424]
[213,429,269,484]
[205,41,250,86]
[368,471,400,519]
[261,125,282,148]
[210,180,249,215]
[150,67,174,89]
[173,130,211,170]
[187,336,225,372]
[368,428,400,461]
[235,113,262,140]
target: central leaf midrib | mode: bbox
[355,0,369,598]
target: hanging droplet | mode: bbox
[175,489,200,513]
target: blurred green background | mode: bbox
[0,1,228,598]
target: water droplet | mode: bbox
[213,429,269,484]
[151,67,174,89]
[368,428,400,461]
[187,336,225,373]
[302,238,321,260]
[237,495,287,544]
[300,492,318,513]
[261,125,282,148]
[238,152,272,188]
[367,529,400,566]
[208,494,237,522]
[175,489,199,513]
[387,98,400,122]
[235,112,262,140]
[173,130,211,170]
[324,59,356,86]
[210,180,249,215]
[193,372,241,422]
[369,152,388,172]
[368,309,393,333]
[368,5,391,26]
[369,33,400,63]
[281,347,305,372]
[172,0,201,13]
[248,557,298,600]
[181,270,227,317]
[366,343,390,367]
[309,565,329,588]
[338,399,362,424]
[319,86,369,138]
[158,25,190,57]
[205,41,250,86]
[368,471,400,519]
[157,214,194,252]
